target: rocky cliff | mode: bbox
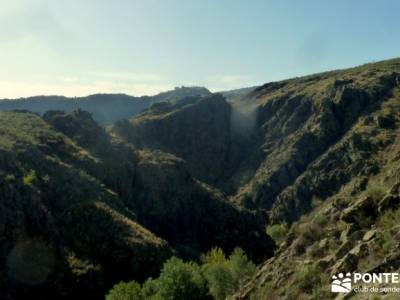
[112,58,400,299]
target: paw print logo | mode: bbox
[331,272,352,293]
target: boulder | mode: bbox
[362,229,377,242]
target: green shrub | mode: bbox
[310,285,332,300]
[300,223,323,241]
[375,208,400,254]
[313,214,328,226]
[42,174,50,183]
[293,265,323,294]
[202,247,256,300]
[250,282,277,300]
[106,281,143,300]
[23,169,37,186]
[200,247,226,265]
[366,185,385,201]
[266,223,288,245]
[4,174,15,182]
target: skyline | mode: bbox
[1,0,400,98]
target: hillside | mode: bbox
[0,110,272,299]
[111,58,400,299]
[0,86,211,125]
[230,59,400,299]
[2,58,400,299]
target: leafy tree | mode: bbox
[106,249,256,300]
[202,247,256,300]
[150,257,209,300]
[203,262,234,300]
[141,279,163,300]
[228,248,256,288]
[105,281,142,300]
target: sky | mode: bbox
[0,0,399,98]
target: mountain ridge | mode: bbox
[0,86,211,125]
[2,57,400,299]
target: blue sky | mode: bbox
[1,0,399,98]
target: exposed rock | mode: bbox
[341,196,377,226]
[349,243,368,258]
[362,229,377,241]
[319,238,328,248]
[331,253,358,274]
[334,240,354,259]
[340,224,359,243]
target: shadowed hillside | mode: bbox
[0,109,273,299]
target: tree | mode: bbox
[202,247,256,300]
[150,257,209,300]
[105,281,142,300]
[228,248,256,288]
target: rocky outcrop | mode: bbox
[113,94,242,186]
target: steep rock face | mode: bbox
[230,60,400,299]
[233,65,400,218]
[113,94,238,185]
[112,60,400,227]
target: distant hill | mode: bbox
[0,86,211,125]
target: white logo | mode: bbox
[331,272,352,293]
